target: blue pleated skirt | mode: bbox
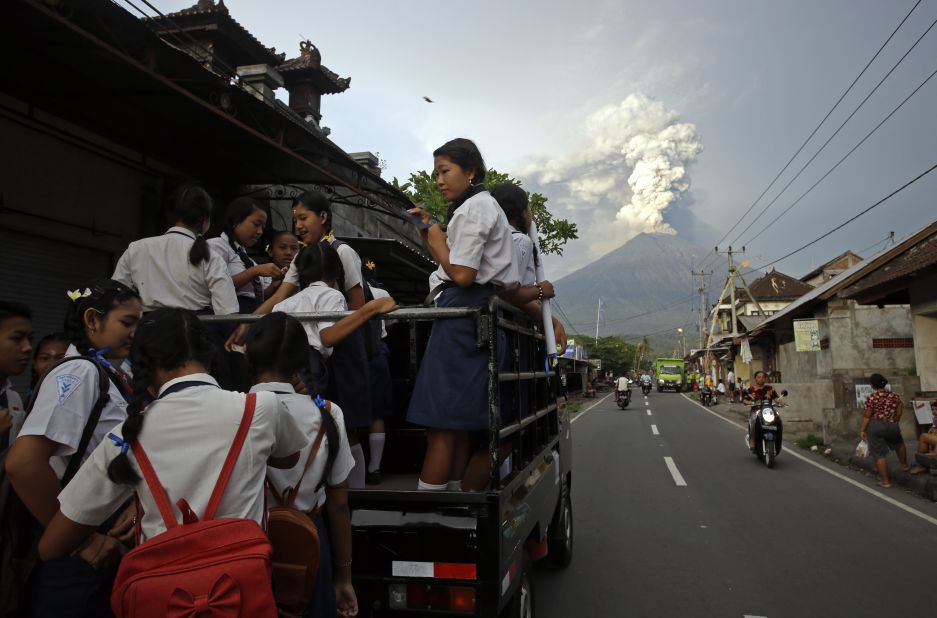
[406,284,496,431]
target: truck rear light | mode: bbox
[388,583,477,613]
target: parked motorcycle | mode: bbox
[616,387,632,409]
[746,390,788,468]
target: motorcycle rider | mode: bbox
[616,374,631,402]
[743,370,783,449]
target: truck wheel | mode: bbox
[500,557,534,618]
[545,479,573,569]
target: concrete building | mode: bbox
[800,250,863,288]
[745,230,934,441]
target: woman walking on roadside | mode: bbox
[859,373,911,488]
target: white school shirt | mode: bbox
[273,282,346,359]
[511,230,537,286]
[369,284,390,339]
[208,233,272,301]
[254,383,355,511]
[428,191,521,292]
[57,375,307,540]
[283,238,363,294]
[17,345,129,478]
[112,227,240,315]
[616,377,630,390]
[717,383,726,394]
[1,380,26,448]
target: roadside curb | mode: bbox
[693,398,937,503]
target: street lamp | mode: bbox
[677,328,686,357]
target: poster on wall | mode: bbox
[794,319,821,352]
[856,383,891,408]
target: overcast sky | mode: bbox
[155,0,937,284]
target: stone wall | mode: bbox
[910,278,937,392]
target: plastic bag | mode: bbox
[855,439,869,458]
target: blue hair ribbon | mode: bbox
[313,395,328,409]
[87,346,114,370]
[107,432,130,455]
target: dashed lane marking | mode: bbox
[647,410,652,416]
[664,456,687,486]
[651,424,660,436]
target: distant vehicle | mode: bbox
[655,358,686,392]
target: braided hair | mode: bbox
[295,241,345,292]
[106,309,215,485]
[245,312,339,484]
[169,183,213,266]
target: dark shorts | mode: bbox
[867,420,903,459]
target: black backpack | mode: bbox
[0,356,112,616]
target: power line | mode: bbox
[742,61,937,245]
[732,13,937,246]
[695,0,924,271]
[741,162,937,276]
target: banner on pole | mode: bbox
[793,319,821,352]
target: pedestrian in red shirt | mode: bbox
[859,373,910,487]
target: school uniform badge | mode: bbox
[56,374,82,403]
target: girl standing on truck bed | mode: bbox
[405,138,522,491]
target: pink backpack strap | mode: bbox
[204,393,257,521]
[131,441,178,530]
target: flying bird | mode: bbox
[423,96,434,103]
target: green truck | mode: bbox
[655,358,686,392]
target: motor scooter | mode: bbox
[616,387,632,409]
[641,381,652,396]
[746,390,788,468]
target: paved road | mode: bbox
[536,390,937,618]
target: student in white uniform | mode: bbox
[272,243,397,489]
[37,309,306,576]
[5,279,142,618]
[208,197,286,390]
[404,138,525,491]
[0,301,33,454]
[264,230,301,299]
[112,183,238,316]
[26,332,70,406]
[245,312,357,618]
[228,192,374,486]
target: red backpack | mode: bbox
[110,393,277,618]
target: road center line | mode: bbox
[651,424,660,435]
[664,456,687,486]
[681,394,937,529]
[570,393,612,424]
[647,409,652,416]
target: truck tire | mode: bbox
[500,557,534,618]
[544,478,573,569]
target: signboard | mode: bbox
[912,400,936,425]
[793,319,821,352]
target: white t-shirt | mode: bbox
[616,377,630,390]
[717,383,726,394]
[428,191,521,292]
[57,375,307,540]
[208,233,272,300]
[113,227,239,315]
[18,345,129,478]
[1,380,25,450]
[511,230,537,286]
[254,383,355,511]
[283,238,363,294]
[727,371,736,385]
[273,281,347,359]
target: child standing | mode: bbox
[5,280,142,618]
[264,230,301,298]
[246,312,358,618]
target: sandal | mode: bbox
[909,465,927,475]
[876,481,892,488]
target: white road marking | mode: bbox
[651,424,660,436]
[647,410,652,416]
[682,394,937,529]
[743,615,767,618]
[570,393,613,424]
[645,401,650,406]
[664,456,687,486]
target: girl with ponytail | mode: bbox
[38,308,307,560]
[247,312,358,618]
[5,278,142,617]
[112,182,239,317]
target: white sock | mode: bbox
[368,433,385,473]
[446,480,462,492]
[348,444,366,489]
[418,479,447,491]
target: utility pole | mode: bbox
[692,269,712,350]
[706,245,769,349]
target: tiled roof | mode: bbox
[800,250,862,282]
[842,230,937,298]
[746,269,814,300]
[164,0,284,64]
[278,41,351,93]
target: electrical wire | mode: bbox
[695,0,924,271]
[741,161,937,276]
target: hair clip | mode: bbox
[365,260,376,271]
[66,288,92,302]
[313,395,328,409]
[107,433,130,455]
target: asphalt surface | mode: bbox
[534,390,937,618]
